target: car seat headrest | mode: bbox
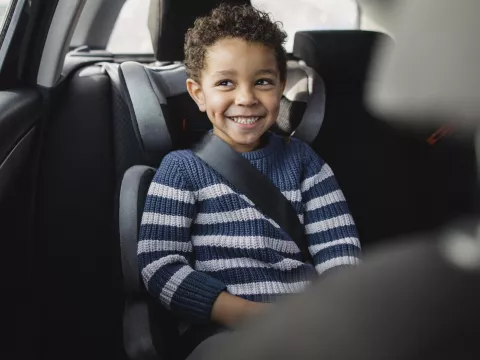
[293,30,391,92]
[275,62,326,144]
[148,0,251,62]
[117,61,325,167]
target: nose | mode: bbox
[235,85,258,107]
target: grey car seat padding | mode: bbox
[119,165,156,294]
[120,165,181,360]
[119,62,173,164]
[287,63,326,144]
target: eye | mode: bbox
[216,80,233,87]
[256,79,275,86]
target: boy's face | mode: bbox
[187,38,285,152]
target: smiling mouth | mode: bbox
[228,116,262,125]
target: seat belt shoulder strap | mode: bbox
[192,133,311,262]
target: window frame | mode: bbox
[0,0,21,63]
[0,0,15,38]
[0,0,62,90]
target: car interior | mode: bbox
[0,0,478,359]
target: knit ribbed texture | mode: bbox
[138,133,361,324]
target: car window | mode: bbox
[252,0,359,51]
[107,0,358,54]
[107,0,154,54]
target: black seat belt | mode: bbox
[193,132,311,263]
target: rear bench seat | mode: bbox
[34,64,126,359]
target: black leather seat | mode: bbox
[34,63,127,359]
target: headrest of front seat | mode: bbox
[148,0,251,61]
[293,30,391,92]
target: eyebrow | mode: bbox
[256,69,278,76]
[212,69,278,77]
[213,69,237,77]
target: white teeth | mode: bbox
[230,117,260,125]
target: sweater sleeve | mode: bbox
[138,153,227,323]
[300,145,362,275]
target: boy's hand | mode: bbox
[211,291,269,328]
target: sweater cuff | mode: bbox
[170,270,227,324]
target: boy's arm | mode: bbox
[300,146,362,275]
[138,154,263,326]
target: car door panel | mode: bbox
[0,90,41,200]
[0,125,37,199]
[0,88,42,360]
[0,90,41,161]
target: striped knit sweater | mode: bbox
[138,132,361,324]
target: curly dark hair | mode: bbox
[184,3,288,83]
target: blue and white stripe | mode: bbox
[138,133,361,324]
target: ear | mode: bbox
[186,78,206,112]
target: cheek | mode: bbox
[205,93,230,116]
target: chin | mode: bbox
[233,133,262,145]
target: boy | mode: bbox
[138,3,361,355]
